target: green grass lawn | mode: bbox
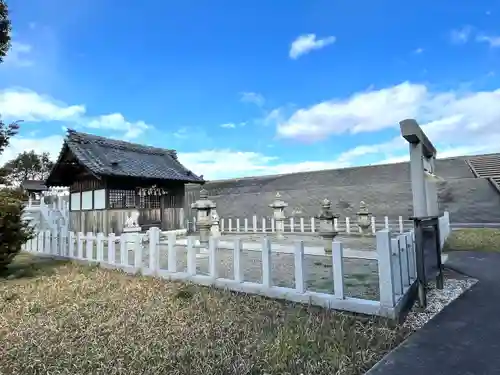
[443,228,500,252]
[0,253,410,375]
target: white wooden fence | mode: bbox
[190,215,413,235]
[22,212,452,319]
[24,196,70,232]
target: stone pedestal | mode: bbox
[269,192,288,239]
[122,226,142,252]
[317,198,339,253]
[191,189,216,247]
[357,201,372,235]
[122,210,142,252]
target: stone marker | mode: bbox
[191,189,216,247]
[317,198,339,253]
[357,201,372,235]
[269,192,288,239]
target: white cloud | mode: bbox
[414,47,424,54]
[178,81,500,179]
[0,89,85,121]
[289,34,336,59]
[450,26,473,44]
[276,82,500,144]
[0,88,151,139]
[220,122,246,129]
[276,82,427,140]
[87,113,151,139]
[449,26,500,48]
[0,134,63,166]
[4,81,500,181]
[268,81,500,173]
[179,149,350,180]
[3,41,35,67]
[240,92,265,106]
[179,129,500,180]
[476,34,500,47]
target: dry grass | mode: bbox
[0,254,410,375]
[443,228,500,252]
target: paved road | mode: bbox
[367,251,500,375]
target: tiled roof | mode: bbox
[51,130,204,183]
[21,180,48,191]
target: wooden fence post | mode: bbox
[149,227,160,275]
[377,229,395,308]
[333,241,344,299]
[120,233,127,266]
[96,233,104,262]
[407,231,416,281]
[51,229,58,255]
[233,238,242,283]
[209,236,218,278]
[44,230,51,254]
[294,241,305,293]
[108,233,116,265]
[399,234,410,287]
[391,237,403,298]
[187,236,196,275]
[262,238,271,288]
[86,232,94,261]
[168,233,177,273]
[132,233,143,272]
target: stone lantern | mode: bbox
[191,188,215,246]
[357,201,372,235]
[269,192,287,239]
[317,198,339,253]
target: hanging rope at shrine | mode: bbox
[136,185,168,196]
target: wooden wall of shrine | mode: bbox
[69,176,186,235]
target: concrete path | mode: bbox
[367,251,500,375]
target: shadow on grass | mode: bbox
[0,253,70,280]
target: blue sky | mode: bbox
[1,0,499,179]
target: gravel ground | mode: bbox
[220,232,379,250]
[403,269,478,331]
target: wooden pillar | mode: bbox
[409,142,427,217]
[160,194,167,230]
